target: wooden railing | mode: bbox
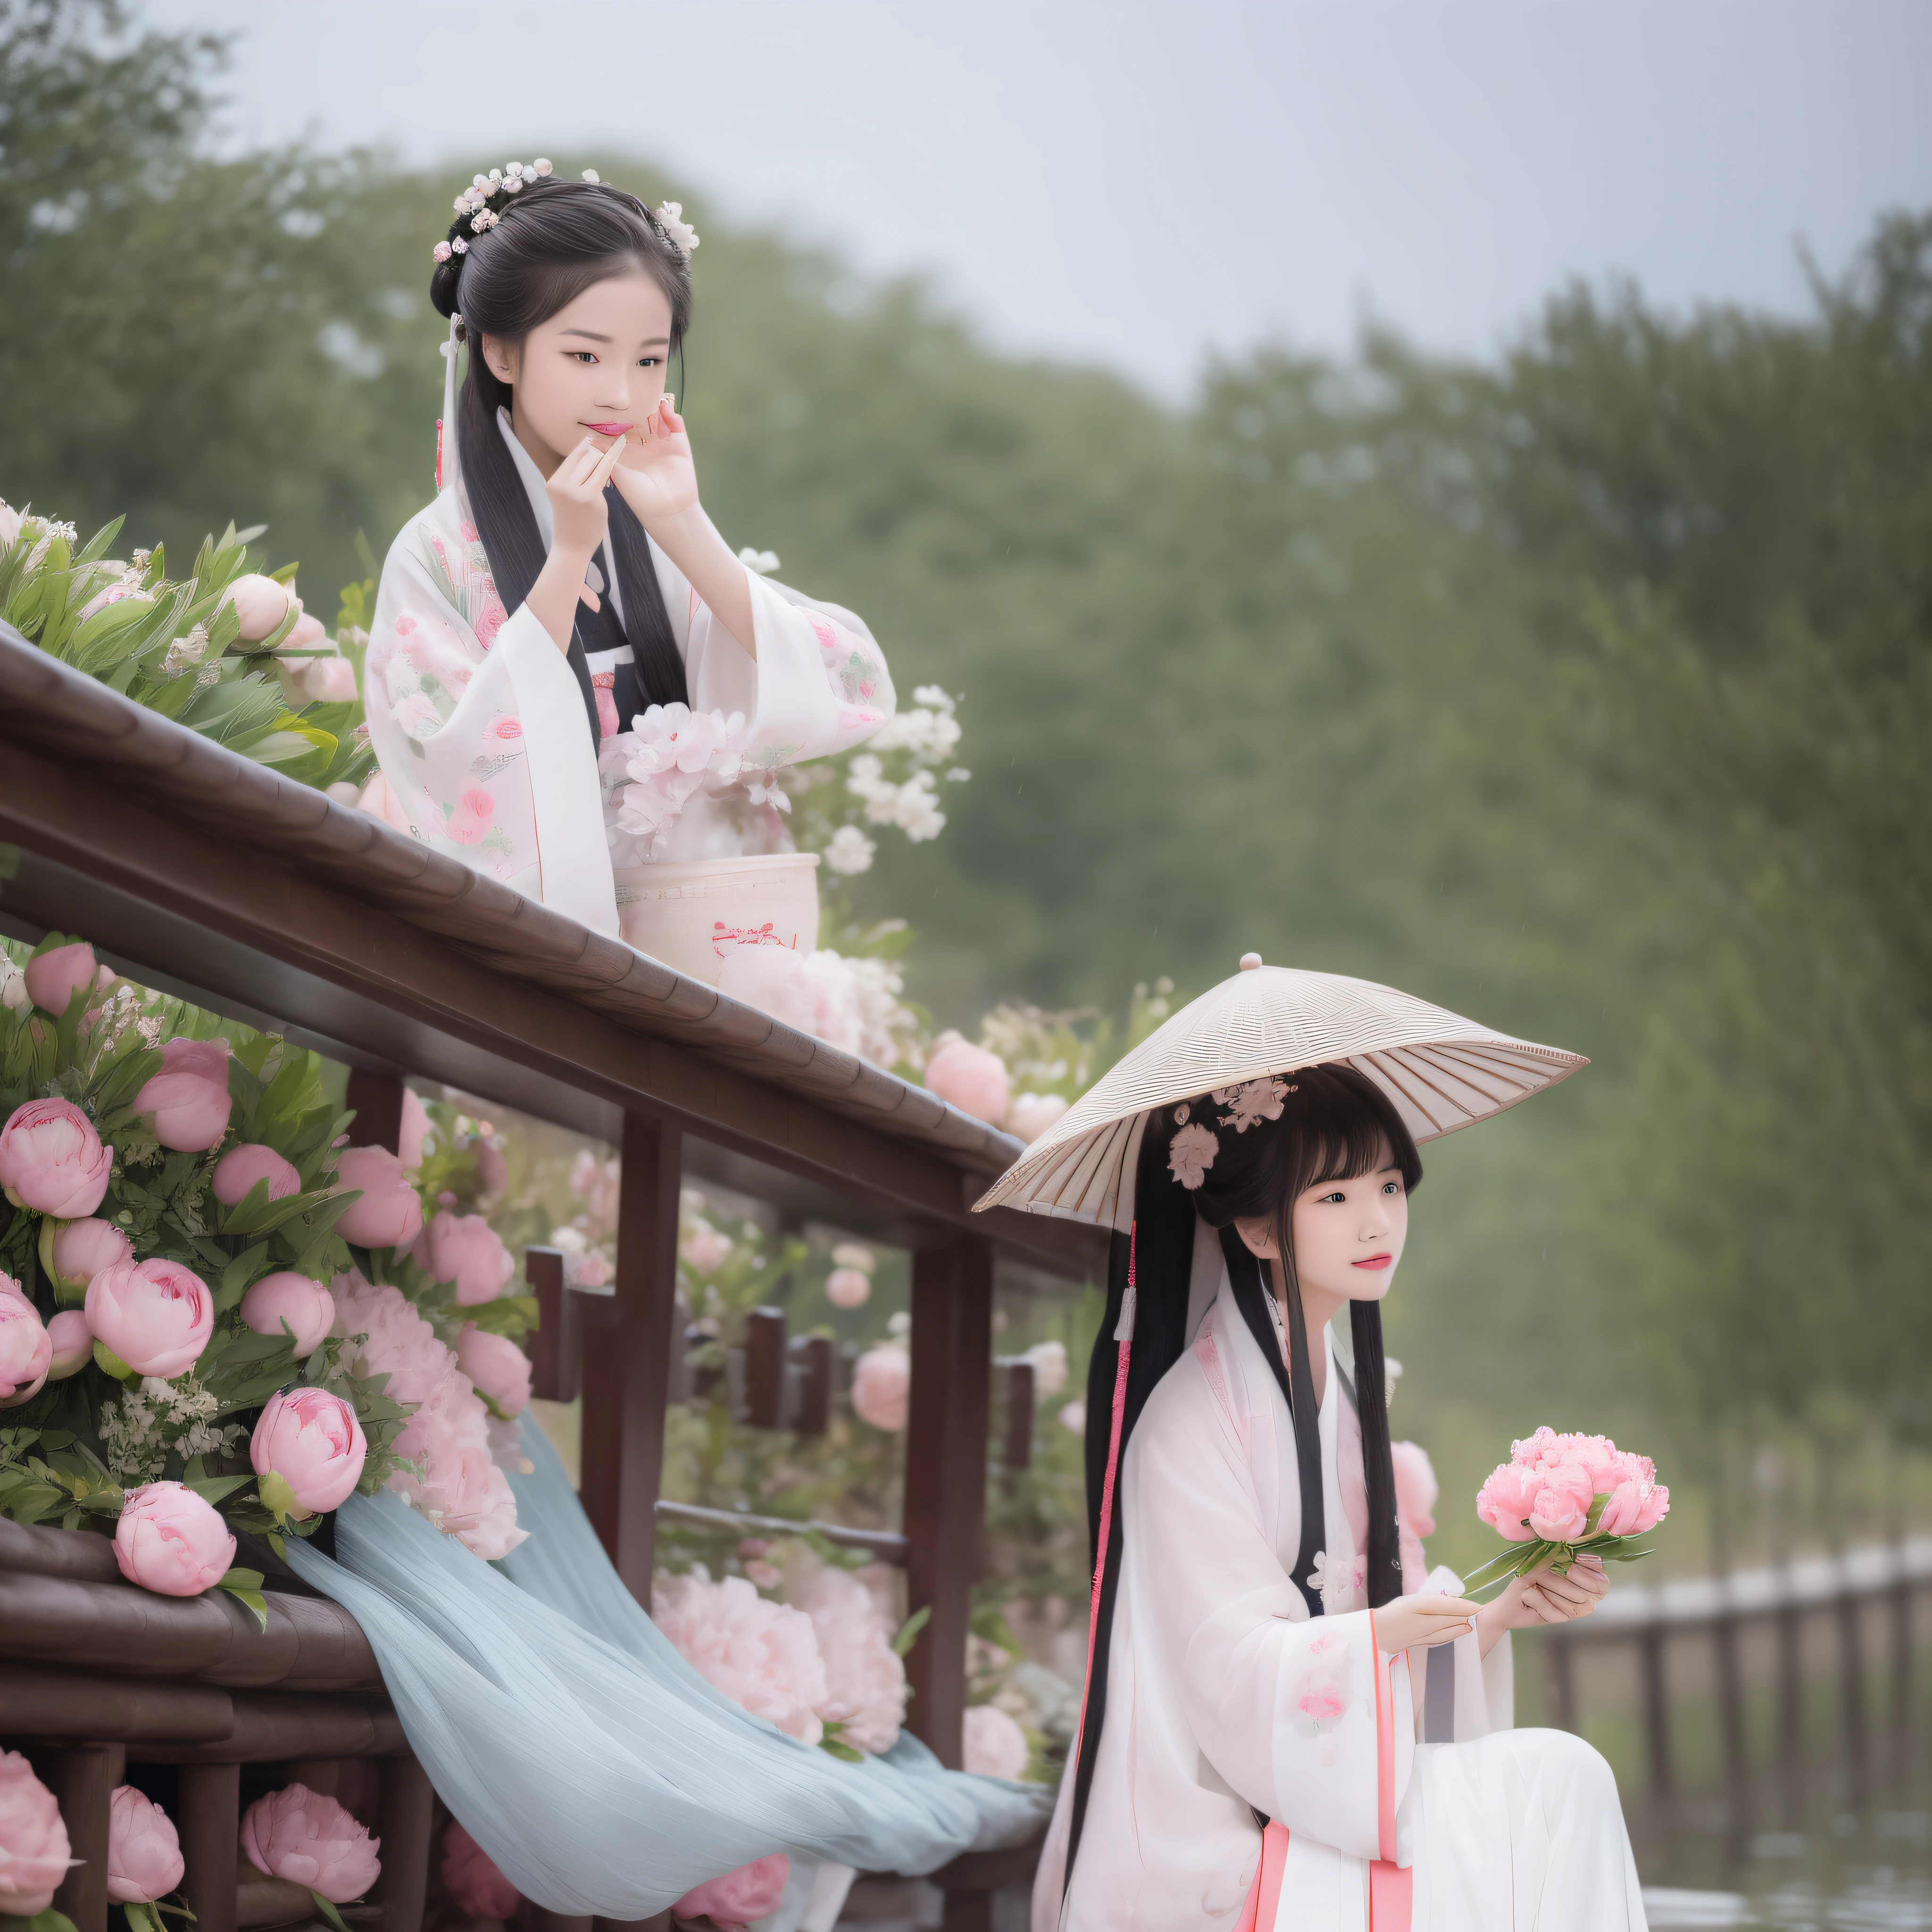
[1540,1535,1932,1812]
[0,630,1101,1931]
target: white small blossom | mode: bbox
[824,824,876,876]
[582,168,601,183]
[162,625,209,675]
[534,158,554,176]
[736,547,782,574]
[652,200,700,256]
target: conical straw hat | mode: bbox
[973,956,1587,1228]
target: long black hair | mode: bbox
[429,175,692,738]
[1066,1062,1422,1883]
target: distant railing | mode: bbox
[1540,1535,1932,1808]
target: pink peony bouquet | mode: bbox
[1469,1426,1670,1591]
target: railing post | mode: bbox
[176,1761,240,1932]
[43,1743,121,1932]
[525,1245,579,1403]
[745,1307,788,1429]
[579,1115,681,1603]
[1838,1577,1868,1806]
[1001,1360,1035,1473]
[1713,1607,1750,1834]
[904,1236,994,1768]
[345,1067,406,1155]
[1891,1568,1914,1785]
[1639,1626,1673,1800]
[368,1755,435,1932]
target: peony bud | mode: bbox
[107,1784,184,1904]
[851,1344,910,1432]
[0,1749,72,1915]
[412,1209,514,1305]
[962,1704,1030,1782]
[241,1784,381,1903]
[221,574,297,643]
[24,941,97,1016]
[211,1143,301,1207]
[298,656,359,703]
[240,1271,334,1356]
[283,611,328,652]
[251,1387,367,1515]
[455,1325,532,1416]
[114,1481,235,1597]
[50,1215,134,1294]
[1005,1091,1069,1144]
[333,1146,424,1249]
[397,1088,430,1171]
[45,1308,93,1380]
[1475,1462,1541,1543]
[0,1097,113,1217]
[673,1856,789,1930]
[440,1821,518,1920]
[135,1036,233,1152]
[924,1038,1011,1127]
[86,1258,214,1379]
[824,1266,870,1309]
[0,1282,52,1405]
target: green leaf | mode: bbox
[185,1474,256,1505]
[257,1469,296,1526]
[307,1893,354,1932]
[892,1604,932,1657]
[92,1340,136,1381]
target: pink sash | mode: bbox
[1234,1613,1412,1932]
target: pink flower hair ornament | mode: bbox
[1165,1078,1303,1190]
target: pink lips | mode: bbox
[1351,1254,1394,1270]
[585,421,633,436]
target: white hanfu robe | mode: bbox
[363,411,894,936]
[1036,1269,1648,1932]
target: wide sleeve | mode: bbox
[365,513,618,936]
[1412,1565,1513,1742]
[1126,1376,1415,1864]
[650,545,896,774]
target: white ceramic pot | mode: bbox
[614,853,821,985]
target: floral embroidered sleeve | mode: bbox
[363,506,615,933]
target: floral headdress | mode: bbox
[1166,1076,1299,1190]
[428,159,700,491]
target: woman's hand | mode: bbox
[1474,1554,1608,1657]
[1373,1595,1479,1654]
[608,395,700,529]
[529,435,626,652]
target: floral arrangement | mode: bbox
[1468,1427,1670,1592]
[0,500,374,799]
[0,931,539,1604]
[0,1747,380,1932]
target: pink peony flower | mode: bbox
[0,1097,113,1216]
[851,1344,910,1432]
[212,1143,301,1207]
[391,1374,527,1560]
[413,1210,515,1304]
[241,1784,380,1903]
[679,1220,733,1275]
[333,1146,425,1249]
[50,1216,133,1294]
[716,945,817,1035]
[330,1274,456,1405]
[652,1570,828,1743]
[962,1704,1030,1781]
[24,941,97,1016]
[86,1258,214,1379]
[0,1282,52,1405]
[252,1387,368,1514]
[295,655,358,704]
[824,1266,870,1310]
[1526,1462,1596,1542]
[135,1037,233,1152]
[45,1307,93,1380]
[1058,1399,1087,1434]
[398,1088,431,1171]
[284,611,329,653]
[1391,1440,1438,1540]
[924,1038,1011,1126]
[241,1271,335,1356]
[106,1784,183,1904]
[1005,1091,1069,1144]
[802,1565,907,1753]
[0,1749,71,1915]
[114,1481,235,1597]
[221,574,297,643]
[1475,1462,1541,1543]
[673,1855,790,1930]
[1598,1478,1671,1536]
[440,1821,517,1919]
[456,1326,532,1416]
[1166,1121,1218,1190]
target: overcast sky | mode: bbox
[154,0,1932,384]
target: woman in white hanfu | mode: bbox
[362,162,892,937]
[1030,1059,1649,1932]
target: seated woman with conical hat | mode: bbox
[977,956,1648,1932]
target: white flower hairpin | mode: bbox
[652,200,700,258]
[433,159,555,259]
